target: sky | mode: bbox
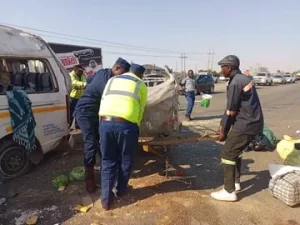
[0,0,299,72]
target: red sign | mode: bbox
[59,56,78,67]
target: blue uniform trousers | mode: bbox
[76,113,100,167]
[99,120,139,208]
[184,91,195,117]
[70,97,79,129]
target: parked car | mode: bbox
[179,74,215,95]
[219,75,229,82]
[273,74,286,84]
[253,72,273,86]
[195,75,215,94]
[283,74,295,83]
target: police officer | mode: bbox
[181,70,196,121]
[99,64,148,210]
[211,55,264,202]
[75,58,130,193]
[69,65,87,128]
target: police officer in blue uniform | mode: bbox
[99,64,148,210]
[75,57,130,193]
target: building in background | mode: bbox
[49,43,102,76]
[143,64,165,75]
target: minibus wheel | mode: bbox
[0,139,31,181]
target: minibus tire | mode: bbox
[0,139,31,181]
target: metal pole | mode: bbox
[210,50,215,71]
[183,53,186,72]
[207,49,211,71]
[180,53,183,72]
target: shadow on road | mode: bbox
[192,115,223,121]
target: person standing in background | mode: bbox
[181,70,196,121]
[69,64,87,129]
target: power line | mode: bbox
[33,32,180,58]
[179,53,188,72]
[26,31,210,61]
[1,22,179,54]
[207,49,216,71]
[0,22,210,56]
[103,50,179,58]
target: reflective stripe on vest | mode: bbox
[103,74,142,102]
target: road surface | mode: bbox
[0,82,300,225]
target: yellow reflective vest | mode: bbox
[69,70,87,99]
[99,72,148,126]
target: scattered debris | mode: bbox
[175,170,184,176]
[13,206,59,225]
[52,175,69,191]
[69,166,86,181]
[26,216,38,225]
[52,167,86,191]
[62,152,70,157]
[74,196,94,213]
[0,197,6,206]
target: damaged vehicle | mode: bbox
[0,25,71,180]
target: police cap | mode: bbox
[218,55,240,67]
[74,64,84,70]
[115,57,130,71]
[130,64,145,77]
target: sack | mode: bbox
[139,70,179,137]
[277,135,300,166]
[269,170,300,206]
[248,125,276,151]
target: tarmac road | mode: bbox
[1,82,300,225]
[179,82,300,138]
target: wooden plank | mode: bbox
[70,129,218,146]
[139,133,218,146]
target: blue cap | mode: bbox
[130,64,145,77]
[115,57,130,71]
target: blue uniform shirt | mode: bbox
[75,69,113,117]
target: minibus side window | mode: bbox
[0,58,57,94]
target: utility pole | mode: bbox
[207,49,211,71]
[183,53,187,72]
[180,53,183,72]
[207,49,215,72]
[179,53,188,73]
[210,50,215,72]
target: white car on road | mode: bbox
[283,74,295,83]
[273,75,286,84]
[253,72,273,86]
